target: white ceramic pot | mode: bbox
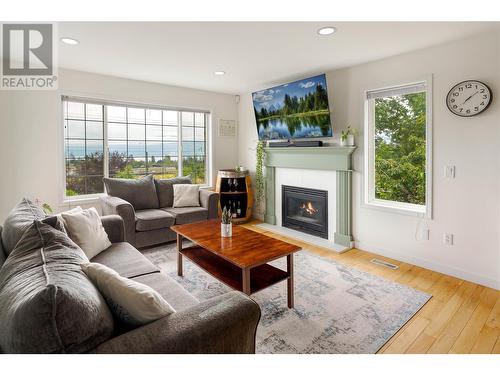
[346,134,355,146]
[221,223,232,237]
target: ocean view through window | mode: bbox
[63,97,209,198]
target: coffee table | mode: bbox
[171,220,301,308]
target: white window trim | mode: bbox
[59,92,214,205]
[362,76,433,219]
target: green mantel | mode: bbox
[265,146,356,171]
[264,146,356,249]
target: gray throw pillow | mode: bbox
[103,174,159,210]
[0,227,5,270]
[41,215,68,234]
[154,176,192,208]
[1,198,45,255]
[0,221,115,353]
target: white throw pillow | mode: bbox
[61,207,111,259]
[57,206,83,230]
[173,184,200,207]
[81,262,175,326]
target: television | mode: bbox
[252,74,332,141]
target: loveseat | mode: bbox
[100,175,218,248]
[0,199,261,354]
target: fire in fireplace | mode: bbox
[299,201,319,216]
[282,185,328,239]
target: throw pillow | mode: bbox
[61,207,111,259]
[0,227,5,270]
[41,215,68,234]
[0,221,114,353]
[154,176,192,208]
[1,198,45,255]
[57,206,83,228]
[103,174,159,210]
[81,262,175,326]
[40,207,84,235]
[173,184,200,208]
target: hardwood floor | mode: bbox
[242,220,500,354]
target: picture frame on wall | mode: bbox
[217,119,237,137]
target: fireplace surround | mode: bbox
[263,146,356,250]
[282,185,328,239]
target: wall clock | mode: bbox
[446,80,492,117]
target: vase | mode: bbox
[221,223,232,237]
[346,134,355,146]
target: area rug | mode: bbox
[142,242,431,354]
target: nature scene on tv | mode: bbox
[253,74,332,140]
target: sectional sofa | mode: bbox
[0,199,261,354]
[100,175,219,248]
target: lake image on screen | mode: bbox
[253,74,332,140]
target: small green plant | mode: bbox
[221,206,232,224]
[42,203,53,215]
[34,198,53,215]
[341,125,357,142]
[255,140,265,203]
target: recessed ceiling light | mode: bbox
[61,37,79,45]
[317,27,336,36]
[214,71,226,76]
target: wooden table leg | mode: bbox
[242,268,251,295]
[287,254,294,308]
[177,233,183,276]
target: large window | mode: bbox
[63,98,209,198]
[364,80,432,217]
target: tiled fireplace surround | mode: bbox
[261,146,356,252]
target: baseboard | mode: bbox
[354,240,500,290]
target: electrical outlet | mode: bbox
[445,165,456,178]
[443,233,454,246]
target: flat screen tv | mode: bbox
[252,74,332,140]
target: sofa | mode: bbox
[100,175,219,248]
[0,199,261,354]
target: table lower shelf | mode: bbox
[180,245,289,294]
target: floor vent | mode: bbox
[370,258,399,270]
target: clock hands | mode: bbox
[462,90,479,105]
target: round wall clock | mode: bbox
[446,80,492,117]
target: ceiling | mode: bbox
[58,22,497,94]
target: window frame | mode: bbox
[362,76,433,218]
[59,94,213,204]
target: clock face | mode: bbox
[446,80,492,117]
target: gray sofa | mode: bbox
[0,199,260,354]
[100,175,219,248]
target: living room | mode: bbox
[0,1,499,373]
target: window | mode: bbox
[364,80,432,217]
[63,98,209,198]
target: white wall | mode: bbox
[0,69,238,221]
[237,31,500,289]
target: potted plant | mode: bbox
[221,206,233,237]
[255,140,265,212]
[340,125,357,146]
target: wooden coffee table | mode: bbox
[171,220,301,308]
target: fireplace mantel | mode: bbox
[265,146,356,171]
[264,146,356,249]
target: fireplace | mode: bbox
[282,185,328,239]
